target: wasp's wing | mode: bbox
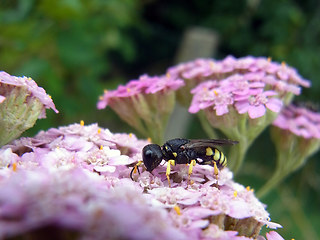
[182,139,238,149]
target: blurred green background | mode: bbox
[1,0,319,239]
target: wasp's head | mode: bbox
[142,144,163,172]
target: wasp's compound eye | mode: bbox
[145,149,153,158]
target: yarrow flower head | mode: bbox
[97,74,184,144]
[189,74,283,119]
[258,103,320,197]
[176,56,311,173]
[0,71,58,146]
[0,123,284,239]
[168,56,310,106]
[272,103,320,139]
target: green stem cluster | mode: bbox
[257,127,320,198]
[110,91,176,144]
[202,107,278,174]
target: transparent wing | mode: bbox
[182,139,238,150]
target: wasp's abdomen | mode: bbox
[204,147,227,169]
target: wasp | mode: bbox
[130,138,238,186]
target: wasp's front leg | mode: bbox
[166,160,175,187]
[130,161,143,180]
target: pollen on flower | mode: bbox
[246,186,254,192]
[12,162,17,172]
[98,128,102,134]
[100,145,103,150]
[213,90,218,96]
[281,61,286,68]
[126,88,131,93]
[129,133,133,138]
[173,205,181,215]
[99,96,103,100]
[80,120,84,126]
[233,190,238,198]
[267,57,272,62]
[166,72,171,78]
[147,137,152,143]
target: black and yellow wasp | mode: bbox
[130,138,238,186]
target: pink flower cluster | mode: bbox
[189,74,283,119]
[168,56,310,119]
[0,71,58,117]
[0,123,283,239]
[273,104,320,139]
[168,56,310,90]
[97,74,184,109]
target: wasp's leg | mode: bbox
[187,160,197,184]
[166,160,175,187]
[130,161,143,180]
[213,161,219,180]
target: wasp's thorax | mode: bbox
[142,144,163,172]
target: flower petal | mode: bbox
[248,105,266,119]
[266,98,283,113]
[235,101,250,114]
[266,231,285,240]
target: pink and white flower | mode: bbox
[0,71,59,146]
[0,123,283,239]
[273,103,320,139]
[235,90,283,119]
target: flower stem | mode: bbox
[197,111,219,139]
[256,168,285,199]
[256,146,303,198]
[258,127,320,198]
[227,137,249,174]
[278,187,318,240]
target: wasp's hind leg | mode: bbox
[130,161,143,180]
[213,161,219,180]
[212,161,222,189]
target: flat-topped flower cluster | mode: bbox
[273,103,320,139]
[97,74,184,144]
[0,123,282,239]
[172,56,309,126]
[0,71,58,146]
[97,74,184,109]
[0,71,58,117]
[168,56,310,106]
